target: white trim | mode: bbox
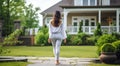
[65,8,119,12]
[88,0,90,6]
[63,10,69,30]
[116,9,120,32]
[72,16,96,34]
[98,10,101,23]
[95,0,97,5]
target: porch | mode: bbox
[62,6,120,34]
[67,26,118,34]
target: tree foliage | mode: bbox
[0,0,25,36]
[0,0,40,36]
[22,4,40,29]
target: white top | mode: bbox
[49,20,67,39]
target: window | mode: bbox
[102,0,110,5]
[91,22,95,26]
[45,17,52,26]
[85,19,89,26]
[73,18,78,20]
[90,0,96,6]
[83,0,88,6]
[73,22,78,26]
[74,0,82,6]
[74,0,97,6]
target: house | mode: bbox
[41,0,120,34]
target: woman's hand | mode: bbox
[63,39,66,44]
[48,38,51,43]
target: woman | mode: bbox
[48,11,67,65]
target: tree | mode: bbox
[94,22,102,36]
[0,0,40,36]
[21,4,40,35]
[78,21,83,33]
[22,4,40,28]
[0,0,25,36]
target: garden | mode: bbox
[0,0,120,66]
[0,19,120,66]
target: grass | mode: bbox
[2,46,98,58]
[0,46,120,66]
[0,62,28,66]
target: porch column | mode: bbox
[63,11,68,30]
[116,9,120,32]
[98,10,101,23]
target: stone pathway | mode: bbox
[0,56,99,66]
[27,57,98,66]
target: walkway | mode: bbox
[0,56,99,66]
[27,57,98,66]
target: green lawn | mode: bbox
[0,62,28,66]
[2,46,98,58]
[1,46,120,66]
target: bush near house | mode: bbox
[94,22,102,36]
[112,32,120,40]
[96,34,117,55]
[96,34,117,47]
[65,33,95,45]
[35,26,49,46]
[112,40,120,59]
[100,43,116,52]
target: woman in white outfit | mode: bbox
[48,11,67,65]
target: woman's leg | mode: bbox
[51,37,62,64]
[55,39,62,64]
[51,39,56,57]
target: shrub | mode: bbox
[112,33,120,40]
[112,40,120,52]
[87,36,95,45]
[96,34,117,47]
[94,23,102,36]
[101,43,116,52]
[96,34,117,55]
[63,34,72,45]
[112,40,120,59]
[0,45,10,55]
[78,21,83,33]
[35,26,49,46]
[3,29,23,45]
[71,36,82,45]
[77,33,89,45]
[35,32,48,46]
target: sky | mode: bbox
[26,0,61,26]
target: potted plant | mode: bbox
[112,40,120,60]
[100,43,117,64]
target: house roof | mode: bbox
[40,0,74,15]
[41,0,120,15]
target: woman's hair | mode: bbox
[53,10,61,27]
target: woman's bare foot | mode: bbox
[55,60,60,65]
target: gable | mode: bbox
[41,0,73,15]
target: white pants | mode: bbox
[51,33,62,60]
